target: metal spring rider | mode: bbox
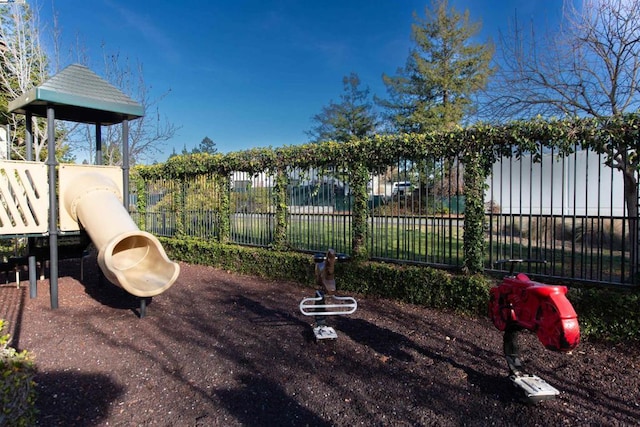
[299,249,357,340]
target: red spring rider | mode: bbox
[488,259,580,402]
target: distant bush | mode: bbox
[0,320,37,426]
[573,218,626,251]
[485,200,500,213]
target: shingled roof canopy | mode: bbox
[8,63,144,125]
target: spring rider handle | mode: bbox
[299,294,357,316]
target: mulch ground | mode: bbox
[1,258,640,426]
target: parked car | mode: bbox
[391,181,412,196]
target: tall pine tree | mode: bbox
[306,72,377,143]
[197,136,217,154]
[379,0,494,132]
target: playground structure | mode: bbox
[1,64,179,314]
[2,65,580,402]
[299,249,358,340]
[488,259,580,402]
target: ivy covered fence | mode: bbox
[133,113,640,285]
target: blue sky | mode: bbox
[35,0,562,163]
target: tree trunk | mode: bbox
[622,169,638,283]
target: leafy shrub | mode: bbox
[573,218,626,251]
[161,237,313,284]
[339,261,490,314]
[0,320,37,426]
[485,200,500,213]
[571,287,640,342]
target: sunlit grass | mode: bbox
[143,209,628,283]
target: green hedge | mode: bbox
[161,237,640,343]
[0,320,37,426]
[336,261,490,314]
[162,237,313,285]
[571,288,640,343]
[160,237,491,316]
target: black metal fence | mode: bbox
[485,147,633,284]
[133,148,635,286]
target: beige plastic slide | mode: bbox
[62,171,180,297]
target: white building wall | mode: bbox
[231,171,274,189]
[485,150,626,216]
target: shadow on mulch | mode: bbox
[67,257,150,318]
[35,371,125,426]
[230,294,316,343]
[0,281,27,348]
[215,374,333,427]
[333,315,518,403]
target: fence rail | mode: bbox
[135,149,635,287]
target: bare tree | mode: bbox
[485,0,640,275]
[0,2,61,161]
[71,50,178,166]
[486,0,640,120]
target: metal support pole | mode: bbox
[95,122,102,165]
[28,255,36,298]
[636,168,640,285]
[122,120,129,210]
[26,113,36,296]
[25,112,32,161]
[47,107,59,309]
[315,290,326,327]
[139,297,150,318]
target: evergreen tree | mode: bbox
[307,72,377,142]
[378,0,494,132]
[181,136,217,155]
[197,136,217,154]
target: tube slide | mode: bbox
[63,172,180,297]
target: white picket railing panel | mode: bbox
[0,160,49,235]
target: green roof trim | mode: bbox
[8,64,144,125]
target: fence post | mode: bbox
[132,171,147,231]
[218,174,231,243]
[462,150,486,274]
[272,169,288,250]
[350,163,369,260]
[174,177,186,237]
